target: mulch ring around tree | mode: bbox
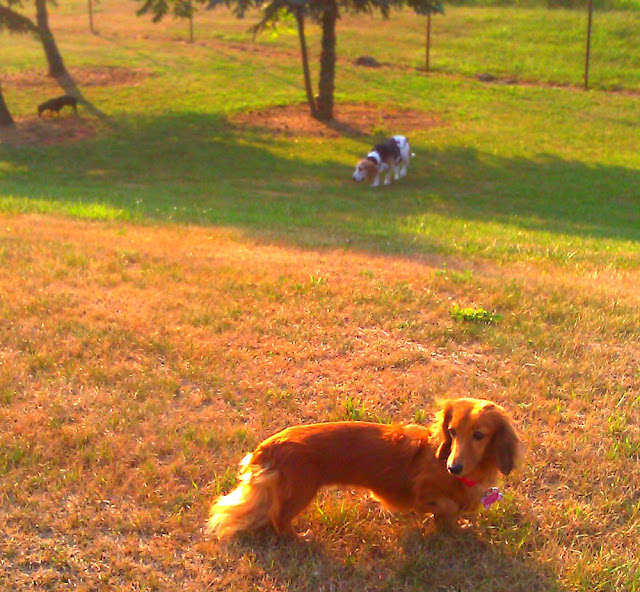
[0,116,99,147]
[1,66,152,146]
[1,101,440,146]
[230,103,442,138]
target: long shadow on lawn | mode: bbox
[221,526,566,591]
[0,112,638,251]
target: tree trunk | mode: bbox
[295,9,317,118]
[0,83,15,127]
[35,0,69,78]
[316,0,337,121]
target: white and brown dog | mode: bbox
[352,135,414,187]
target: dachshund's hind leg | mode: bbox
[269,477,319,538]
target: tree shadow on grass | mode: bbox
[418,146,640,243]
[215,524,566,592]
[0,112,638,255]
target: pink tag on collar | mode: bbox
[481,487,503,509]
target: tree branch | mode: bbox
[0,4,39,35]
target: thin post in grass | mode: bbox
[88,0,96,34]
[425,13,431,72]
[294,7,318,118]
[424,6,443,73]
[584,0,594,90]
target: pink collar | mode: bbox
[455,476,478,487]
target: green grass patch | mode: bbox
[450,305,500,323]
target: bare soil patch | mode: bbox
[0,116,98,146]
[231,102,441,138]
[2,101,439,146]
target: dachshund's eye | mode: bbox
[448,428,457,438]
[473,431,485,441]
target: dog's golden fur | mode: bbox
[208,398,522,539]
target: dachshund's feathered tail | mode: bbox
[207,454,278,539]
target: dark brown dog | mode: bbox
[38,95,78,117]
[208,398,523,539]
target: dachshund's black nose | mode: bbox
[448,463,463,476]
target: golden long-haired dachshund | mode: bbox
[208,398,523,539]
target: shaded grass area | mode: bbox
[1,110,638,268]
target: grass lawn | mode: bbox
[0,1,639,591]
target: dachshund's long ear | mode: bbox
[493,410,523,475]
[434,400,454,461]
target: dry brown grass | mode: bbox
[0,214,638,591]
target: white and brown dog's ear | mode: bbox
[352,159,377,183]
